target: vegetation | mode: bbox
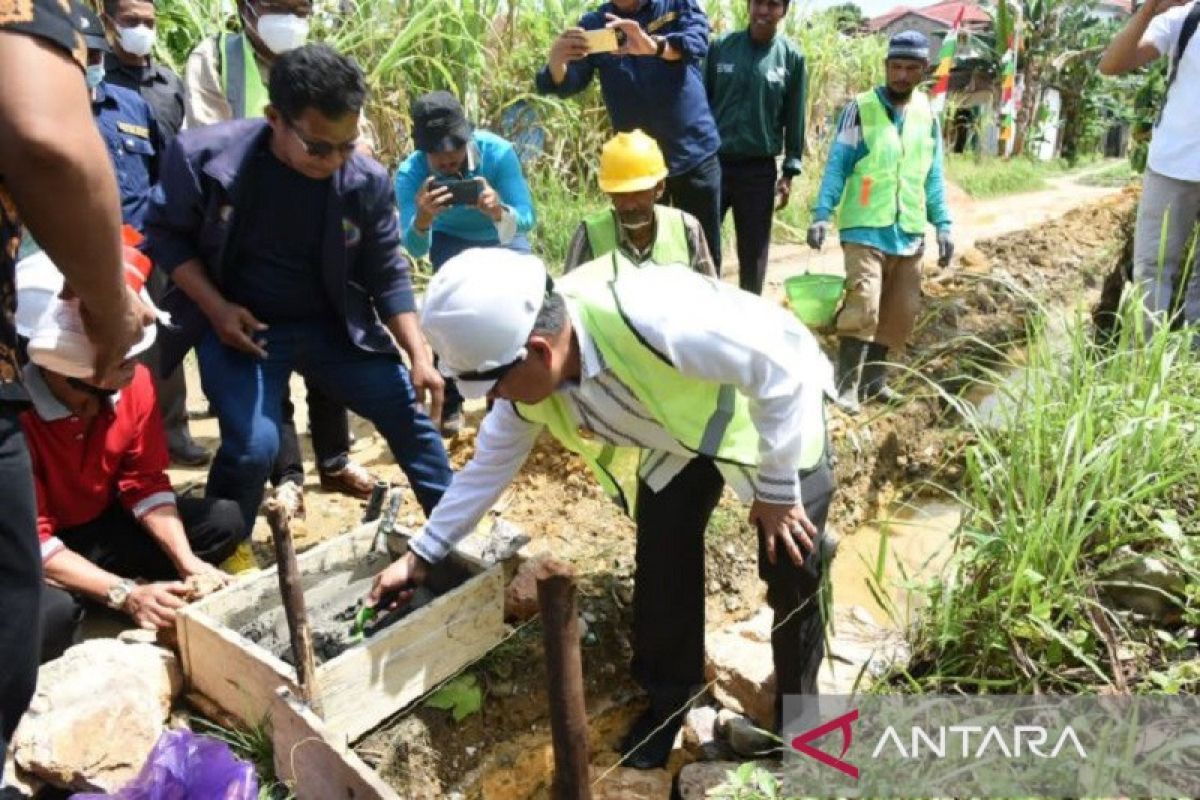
[902,301,1200,693]
[944,153,1072,198]
[190,716,292,800]
[153,0,885,262]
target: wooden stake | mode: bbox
[535,559,592,800]
[265,497,322,714]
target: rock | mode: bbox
[719,711,780,758]
[705,609,776,728]
[13,639,181,792]
[504,556,546,622]
[183,571,228,601]
[676,760,778,799]
[682,706,719,758]
[459,517,531,566]
[1103,545,1188,621]
[592,766,673,799]
[3,753,42,799]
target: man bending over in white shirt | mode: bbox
[369,248,838,769]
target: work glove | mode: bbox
[807,220,831,251]
[936,228,954,268]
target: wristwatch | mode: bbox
[654,35,667,58]
[106,578,136,611]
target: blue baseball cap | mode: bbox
[887,30,930,62]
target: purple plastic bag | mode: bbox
[72,728,259,800]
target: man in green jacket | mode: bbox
[372,249,837,769]
[706,0,806,294]
[807,30,954,414]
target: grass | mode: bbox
[945,154,1073,198]
[898,298,1200,693]
[1079,159,1139,188]
[191,716,293,800]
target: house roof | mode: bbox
[867,1,993,33]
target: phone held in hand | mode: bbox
[431,177,483,206]
[583,27,626,54]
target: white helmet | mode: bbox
[420,248,549,399]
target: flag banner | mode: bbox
[930,5,966,116]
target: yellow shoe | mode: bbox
[220,540,258,575]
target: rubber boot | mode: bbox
[861,342,906,405]
[834,338,869,415]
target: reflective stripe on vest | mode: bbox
[837,89,935,236]
[516,255,827,511]
[582,205,692,266]
[219,33,269,120]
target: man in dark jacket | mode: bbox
[143,44,452,531]
[538,0,724,272]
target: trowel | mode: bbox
[348,590,411,642]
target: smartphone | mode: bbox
[583,27,626,54]
[430,177,482,206]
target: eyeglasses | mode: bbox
[286,121,358,159]
[67,377,118,398]
[455,352,527,384]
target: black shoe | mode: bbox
[620,704,686,769]
[834,338,869,415]
[439,411,464,437]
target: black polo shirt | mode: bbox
[103,54,186,143]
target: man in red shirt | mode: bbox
[21,358,244,661]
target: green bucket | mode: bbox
[784,273,845,328]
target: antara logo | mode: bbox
[790,709,1089,779]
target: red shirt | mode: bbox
[19,364,175,562]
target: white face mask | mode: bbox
[116,23,156,57]
[255,13,309,54]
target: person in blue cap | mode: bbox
[807,29,954,415]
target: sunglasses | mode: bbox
[286,121,358,159]
[67,377,119,398]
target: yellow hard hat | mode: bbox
[598,130,668,194]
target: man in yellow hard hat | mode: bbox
[563,130,716,276]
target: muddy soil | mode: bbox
[346,191,1139,799]
[238,554,471,666]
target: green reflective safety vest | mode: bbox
[219,33,269,120]
[515,254,828,514]
[582,205,691,266]
[837,89,935,236]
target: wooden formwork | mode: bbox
[177,522,507,799]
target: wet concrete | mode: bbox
[237,553,473,666]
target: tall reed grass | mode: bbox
[903,297,1200,693]
[153,0,885,263]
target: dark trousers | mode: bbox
[39,496,245,663]
[664,153,723,276]
[632,455,834,729]
[0,407,39,759]
[197,322,451,530]
[272,383,351,484]
[143,268,190,441]
[720,156,778,295]
[428,231,533,419]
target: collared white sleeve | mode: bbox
[615,268,834,505]
[494,205,518,246]
[408,400,542,563]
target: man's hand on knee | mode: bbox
[749,499,817,567]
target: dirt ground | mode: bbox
[162,179,1137,798]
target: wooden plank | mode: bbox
[317,566,506,740]
[179,522,505,740]
[271,687,400,800]
[178,609,301,730]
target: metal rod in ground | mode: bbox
[361,480,389,524]
[536,558,592,800]
[265,497,322,714]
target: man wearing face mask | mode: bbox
[80,4,160,231]
[807,30,953,415]
[563,130,715,276]
[101,0,185,145]
[181,0,382,508]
